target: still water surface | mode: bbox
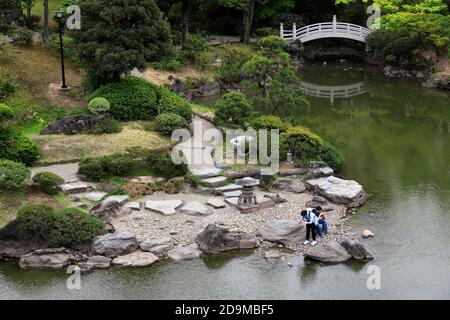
[1,62,449,299]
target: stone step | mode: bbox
[200,176,227,188]
[189,166,223,179]
[60,182,91,195]
[213,184,243,194]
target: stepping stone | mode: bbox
[130,176,165,184]
[60,182,91,194]
[145,200,183,216]
[112,251,159,267]
[201,176,227,188]
[102,195,130,206]
[125,202,141,211]
[223,190,242,198]
[206,198,226,209]
[214,184,243,193]
[179,201,212,216]
[83,192,107,202]
[189,167,223,179]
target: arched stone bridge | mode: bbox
[280,16,372,43]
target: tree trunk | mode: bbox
[42,0,50,48]
[180,0,190,48]
[241,0,255,44]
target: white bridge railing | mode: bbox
[280,15,372,43]
[299,81,366,104]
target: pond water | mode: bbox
[1,62,449,300]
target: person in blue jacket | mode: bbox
[314,206,329,237]
[300,209,317,246]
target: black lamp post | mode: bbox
[55,10,68,90]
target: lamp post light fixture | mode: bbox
[55,10,69,90]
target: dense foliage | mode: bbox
[79,153,135,181]
[155,113,188,136]
[88,97,111,114]
[0,159,31,190]
[157,91,193,122]
[72,0,174,88]
[146,148,188,178]
[0,126,40,165]
[214,92,253,128]
[90,117,123,135]
[250,115,288,132]
[88,77,158,121]
[32,172,64,195]
[16,205,105,247]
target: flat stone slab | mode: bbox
[167,244,201,261]
[145,200,183,216]
[214,184,243,193]
[140,236,174,254]
[258,220,306,246]
[83,192,107,202]
[189,167,223,179]
[112,251,159,267]
[102,195,130,206]
[31,163,79,183]
[201,176,227,188]
[79,255,111,270]
[306,176,367,207]
[179,201,212,216]
[206,198,226,209]
[60,182,91,194]
[130,176,165,184]
[223,190,242,198]
[125,202,141,211]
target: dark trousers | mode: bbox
[306,223,316,241]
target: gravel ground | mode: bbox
[110,190,357,254]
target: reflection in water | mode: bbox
[299,80,366,105]
[201,250,255,269]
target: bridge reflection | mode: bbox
[299,80,366,104]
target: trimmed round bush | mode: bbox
[250,115,288,132]
[155,113,188,136]
[0,159,31,190]
[47,208,106,247]
[16,205,105,247]
[88,77,158,121]
[257,35,287,52]
[0,103,14,122]
[0,127,40,165]
[16,204,55,242]
[157,92,192,122]
[88,97,110,114]
[32,172,64,195]
[90,117,122,135]
[214,92,252,129]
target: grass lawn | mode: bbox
[30,121,171,164]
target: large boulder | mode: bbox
[140,237,174,254]
[167,244,201,261]
[304,240,352,264]
[19,248,85,269]
[92,232,138,258]
[78,255,111,271]
[257,220,305,246]
[112,251,159,267]
[271,177,306,193]
[340,239,374,261]
[196,80,221,97]
[306,176,368,207]
[41,114,109,135]
[195,225,257,254]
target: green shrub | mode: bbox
[88,77,158,121]
[257,35,287,52]
[0,103,14,122]
[321,142,345,169]
[16,204,55,242]
[255,27,277,37]
[217,45,254,84]
[250,115,288,132]
[155,113,188,136]
[47,208,105,247]
[157,92,192,122]
[78,154,135,181]
[147,149,188,179]
[16,205,105,247]
[88,97,111,114]
[90,117,122,135]
[214,93,252,129]
[0,77,15,102]
[181,34,211,63]
[382,34,421,57]
[0,159,31,190]
[50,35,77,60]
[0,127,40,165]
[10,27,33,45]
[32,172,64,195]
[280,127,344,169]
